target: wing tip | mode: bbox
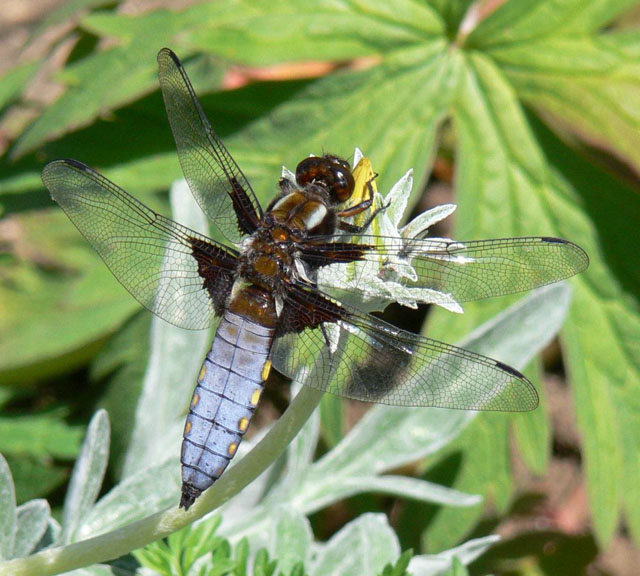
[43,158,87,172]
[42,158,90,199]
[495,360,539,412]
[540,236,590,273]
[158,47,181,67]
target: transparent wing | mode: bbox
[42,159,238,330]
[157,48,263,245]
[305,235,589,305]
[271,287,538,412]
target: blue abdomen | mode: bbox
[180,310,274,509]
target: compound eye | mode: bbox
[335,158,351,173]
[295,155,355,203]
[295,156,321,188]
[329,165,354,203]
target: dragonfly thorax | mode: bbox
[237,220,303,296]
[267,189,338,237]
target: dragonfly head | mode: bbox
[295,154,355,205]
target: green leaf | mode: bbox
[0,61,40,112]
[418,49,580,550]
[12,48,154,158]
[65,566,124,576]
[414,284,572,551]
[3,3,637,570]
[0,208,140,384]
[234,538,249,576]
[0,414,83,459]
[282,393,320,488]
[555,0,640,32]
[427,0,475,37]
[512,360,550,475]
[137,515,234,576]
[311,514,399,576]
[487,33,640,172]
[221,284,573,554]
[379,549,412,576]
[11,0,439,158]
[334,475,481,508]
[268,509,312,574]
[61,410,110,544]
[78,458,179,539]
[448,557,468,576]
[12,10,223,158]
[13,500,50,559]
[319,393,343,448]
[2,456,68,504]
[29,0,119,38]
[64,43,455,216]
[179,516,224,574]
[0,455,16,560]
[467,0,638,46]
[529,113,640,546]
[186,0,443,65]
[408,535,499,575]
[94,312,150,477]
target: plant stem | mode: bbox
[0,386,324,576]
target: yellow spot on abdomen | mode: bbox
[238,417,249,432]
[198,365,207,383]
[261,360,272,382]
[251,388,262,407]
[191,393,200,408]
[184,420,192,435]
[228,442,238,456]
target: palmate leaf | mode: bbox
[532,114,640,546]
[417,52,583,551]
[419,42,639,550]
[185,0,443,65]
[464,0,638,44]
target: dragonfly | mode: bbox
[42,48,589,510]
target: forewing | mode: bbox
[42,159,237,330]
[270,287,538,412]
[157,48,263,244]
[309,235,589,305]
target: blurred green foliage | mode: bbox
[0,0,639,573]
